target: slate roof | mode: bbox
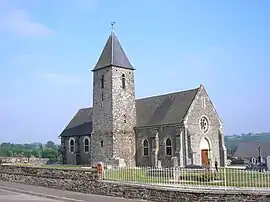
[233,141,270,158]
[135,88,198,127]
[92,32,134,71]
[60,108,93,137]
[59,88,199,137]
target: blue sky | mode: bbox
[0,0,269,143]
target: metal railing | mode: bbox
[101,166,270,190]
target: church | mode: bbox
[59,29,227,168]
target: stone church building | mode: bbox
[59,30,227,168]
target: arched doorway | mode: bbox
[200,138,210,166]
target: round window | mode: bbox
[200,117,209,133]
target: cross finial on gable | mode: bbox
[200,84,204,90]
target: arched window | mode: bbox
[84,137,90,152]
[121,74,126,89]
[101,75,104,89]
[69,138,75,153]
[143,139,149,156]
[165,138,172,156]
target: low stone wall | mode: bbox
[0,165,270,202]
[0,157,49,165]
[0,165,97,181]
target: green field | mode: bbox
[103,167,270,188]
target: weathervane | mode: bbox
[111,21,115,33]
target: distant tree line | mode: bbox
[0,141,60,163]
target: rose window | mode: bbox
[200,117,209,133]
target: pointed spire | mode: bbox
[92,23,134,71]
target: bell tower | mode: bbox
[91,24,136,166]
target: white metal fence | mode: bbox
[101,166,270,190]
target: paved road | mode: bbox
[0,188,59,201]
[0,181,148,202]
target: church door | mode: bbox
[201,149,209,166]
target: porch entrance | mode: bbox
[200,137,211,166]
[201,149,209,166]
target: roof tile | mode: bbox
[59,88,199,137]
[93,32,134,71]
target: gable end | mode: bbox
[183,85,222,127]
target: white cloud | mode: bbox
[0,0,54,37]
[42,73,85,85]
[0,9,54,37]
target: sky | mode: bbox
[0,0,269,144]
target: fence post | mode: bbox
[173,167,176,185]
[97,162,104,180]
[224,167,227,190]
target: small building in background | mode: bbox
[233,141,270,165]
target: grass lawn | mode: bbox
[223,169,270,188]
[103,167,270,188]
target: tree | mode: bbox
[31,149,41,158]
[38,143,43,150]
[23,150,32,158]
[0,141,59,162]
[0,143,11,149]
[0,148,9,157]
[45,141,56,150]
[23,143,36,150]
[41,148,59,162]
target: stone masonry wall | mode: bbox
[1,165,270,202]
[63,136,91,165]
[91,66,136,166]
[184,86,226,167]
[135,126,183,168]
[0,157,49,165]
[91,67,114,165]
[111,67,136,167]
